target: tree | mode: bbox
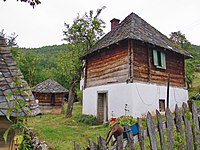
[170,31,195,89]
[13,49,39,87]
[186,60,196,88]
[0,29,18,47]
[169,31,191,50]
[3,0,41,8]
[61,7,106,118]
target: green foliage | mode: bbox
[75,88,83,103]
[186,60,196,88]
[110,115,137,128]
[3,77,32,148]
[11,44,70,88]
[169,31,191,49]
[77,114,99,125]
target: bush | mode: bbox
[77,114,99,125]
[109,115,137,128]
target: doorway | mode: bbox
[97,92,108,123]
[51,93,55,106]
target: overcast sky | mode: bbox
[0,0,200,48]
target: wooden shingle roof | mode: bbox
[83,12,192,58]
[32,79,68,94]
[0,36,40,116]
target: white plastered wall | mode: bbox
[82,82,188,119]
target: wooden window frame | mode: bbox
[153,49,166,69]
[159,99,165,112]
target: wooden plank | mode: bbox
[174,104,184,150]
[182,102,194,150]
[165,108,174,150]
[137,118,145,150]
[98,136,107,150]
[175,105,184,136]
[124,123,135,150]
[74,143,81,150]
[156,110,166,150]
[191,101,200,149]
[130,39,134,81]
[89,139,98,150]
[116,134,123,150]
[146,112,158,150]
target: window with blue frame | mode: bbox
[153,49,166,69]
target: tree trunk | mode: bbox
[66,81,76,118]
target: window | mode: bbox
[159,99,165,112]
[153,49,166,69]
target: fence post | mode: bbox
[98,136,107,150]
[165,107,174,150]
[89,139,98,150]
[191,102,200,150]
[137,117,145,150]
[74,142,81,150]
[124,123,135,150]
[156,110,166,150]
[116,134,123,150]
[147,112,158,150]
[182,102,194,150]
[174,104,185,150]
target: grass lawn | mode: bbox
[27,103,109,150]
[189,72,200,98]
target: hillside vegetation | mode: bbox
[11,44,71,88]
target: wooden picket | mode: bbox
[74,101,200,150]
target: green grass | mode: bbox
[27,103,109,150]
[189,72,200,98]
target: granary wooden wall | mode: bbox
[33,93,64,106]
[86,40,129,87]
[85,39,186,88]
[132,40,185,87]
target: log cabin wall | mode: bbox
[0,117,14,149]
[86,40,129,88]
[33,93,64,106]
[132,40,186,87]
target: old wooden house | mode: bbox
[0,36,40,149]
[81,13,192,123]
[32,79,68,114]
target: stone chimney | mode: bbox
[110,18,120,30]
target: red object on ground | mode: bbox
[111,117,116,122]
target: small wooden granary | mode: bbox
[32,79,68,114]
[0,36,40,149]
[81,12,192,123]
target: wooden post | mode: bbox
[165,108,174,150]
[137,118,145,150]
[156,110,166,150]
[124,123,135,150]
[147,112,158,150]
[182,103,194,150]
[166,73,170,108]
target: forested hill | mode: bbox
[189,45,200,59]
[11,44,71,88]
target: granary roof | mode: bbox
[83,12,192,58]
[0,36,40,116]
[32,79,68,94]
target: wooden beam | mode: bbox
[147,44,151,82]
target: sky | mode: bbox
[0,0,200,48]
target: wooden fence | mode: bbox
[74,101,200,150]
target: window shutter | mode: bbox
[153,49,158,66]
[161,52,166,69]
